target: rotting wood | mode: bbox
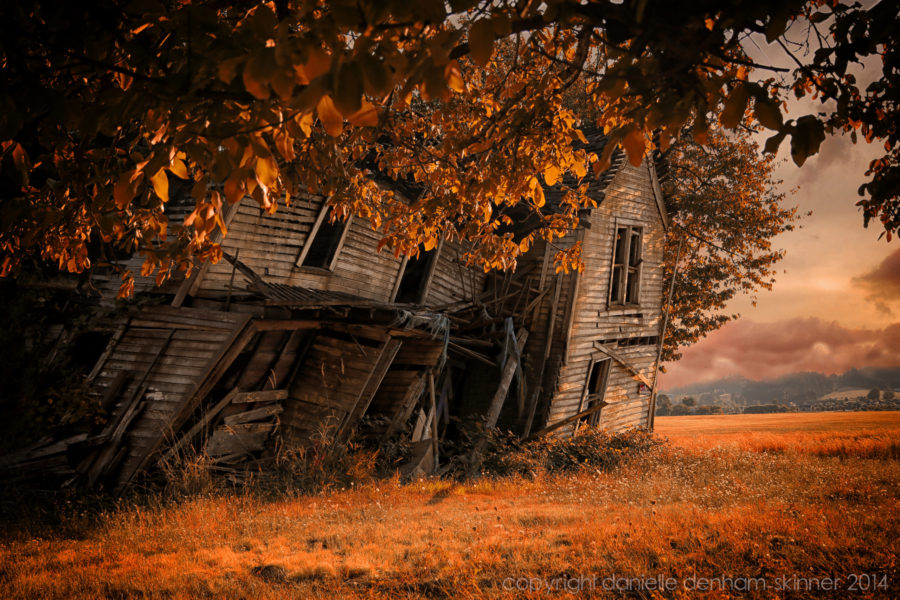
[230,389,289,404]
[336,337,402,444]
[428,370,439,470]
[160,388,241,463]
[592,341,653,388]
[223,405,284,426]
[523,275,561,437]
[382,372,427,440]
[468,328,528,476]
[527,399,608,440]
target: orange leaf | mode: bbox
[622,129,645,166]
[316,95,343,137]
[150,169,169,202]
[544,164,560,186]
[114,172,137,209]
[347,99,379,127]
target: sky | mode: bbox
[659,27,900,390]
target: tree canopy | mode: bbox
[0,0,896,299]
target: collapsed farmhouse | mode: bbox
[3,132,671,492]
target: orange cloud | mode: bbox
[661,318,900,389]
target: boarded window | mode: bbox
[581,358,611,426]
[610,225,642,305]
[297,206,349,270]
[394,246,440,303]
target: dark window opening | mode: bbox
[581,358,611,427]
[299,209,348,269]
[395,248,438,304]
[610,225,642,305]
[69,331,113,373]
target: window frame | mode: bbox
[390,239,444,303]
[579,357,612,427]
[295,204,353,272]
[607,220,643,307]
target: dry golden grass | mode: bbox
[1,412,898,599]
[656,410,900,458]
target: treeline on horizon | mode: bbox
[664,367,900,405]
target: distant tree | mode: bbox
[699,393,717,406]
[681,397,697,408]
[867,389,880,400]
[884,390,895,400]
[656,394,672,416]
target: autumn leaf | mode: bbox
[114,172,137,209]
[544,164,560,186]
[754,95,783,131]
[149,169,169,202]
[347,99,379,127]
[720,83,750,129]
[317,95,344,137]
[622,129,646,166]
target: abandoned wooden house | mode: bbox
[2,131,670,490]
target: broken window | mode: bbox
[581,358,611,426]
[393,244,441,304]
[296,205,350,270]
[609,225,642,305]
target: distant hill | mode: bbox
[663,367,900,406]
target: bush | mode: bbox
[479,427,660,477]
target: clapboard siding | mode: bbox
[542,159,666,433]
[89,307,250,488]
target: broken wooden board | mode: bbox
[223,404,284,425]
[206,422,277,458]
[230,389,289,404]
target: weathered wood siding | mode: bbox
[545,160,665,432]
[282,330,386,443]
[188,196,485,306]
[423,241,486,306]
[90,306,251,488]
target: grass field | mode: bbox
[1,411,898,599]
[656,410,900,458]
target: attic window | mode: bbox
[392,241,442,303]
[609,225,642,305]
[296,205,351,271]
[580,358,611,427]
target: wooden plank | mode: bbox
[528,398,608,440]
[382,371,427,440]
[336,338,402,443]
[159,388,240,462]
[115,315,254,492]
[593,341,653,388]
[223,404,284,425]
[231,389,289,404]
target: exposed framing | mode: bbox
[607,218,643,307]
[295,203,353,271]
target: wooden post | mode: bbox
[523,275,561,437]
[648,237,683,430]
[428,370,439,470]
[468,328,528,476]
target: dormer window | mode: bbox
[296,205,351,271]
